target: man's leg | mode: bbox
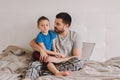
[24,61,43,80]
[55,57,84,71]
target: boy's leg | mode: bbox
[47,62,71,76]
[47,62,59,74]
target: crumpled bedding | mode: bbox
[0,45,120,80]
[0,45,32,80]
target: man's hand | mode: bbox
[54,53,65,58]
[39,52,48,62]
[30,38,48,62]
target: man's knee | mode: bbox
[68,57,84,70]
[68,57,82,63]
[29,61,42,68]
[25,61,43,80]
[56,57,84,71]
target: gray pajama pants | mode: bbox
[25,57,84,80]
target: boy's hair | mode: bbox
[37,16,49,25]
[56,12,72,27]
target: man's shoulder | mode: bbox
[69,30,78,38]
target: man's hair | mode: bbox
[37,16,49,25]
[56,12,72,27]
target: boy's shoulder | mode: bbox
[48,30,56,38]
[37,32,42,35]
[49,30,54,32]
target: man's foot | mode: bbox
[55,71,72,76]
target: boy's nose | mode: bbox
[44,26,48,29]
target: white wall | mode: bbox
[0,0,120,62]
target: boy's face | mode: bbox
[54,18,68,34]
[38,20,50,33]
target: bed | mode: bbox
[0,44,120,80]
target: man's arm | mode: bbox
[52,39,56,52]
[30,38,48,61]
[30,38,42,52]
[72,47,82,57]
[59,48,82,62]
[45,48,82,63]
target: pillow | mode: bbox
[82,42,95,60]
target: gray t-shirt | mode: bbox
[55,30,82,57]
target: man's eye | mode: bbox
[57,23,60,26]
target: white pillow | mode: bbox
[82,42,95,60]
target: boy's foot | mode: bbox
[55,71,72,76]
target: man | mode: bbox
[24,12,83,80]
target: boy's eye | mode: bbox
[40,24,49,27]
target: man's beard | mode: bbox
[54,28,65,34]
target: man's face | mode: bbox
[54,18,66,34]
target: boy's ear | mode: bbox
[37,24,39,28]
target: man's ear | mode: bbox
[66,24,69,28]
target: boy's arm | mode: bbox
[38,42,57,56]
